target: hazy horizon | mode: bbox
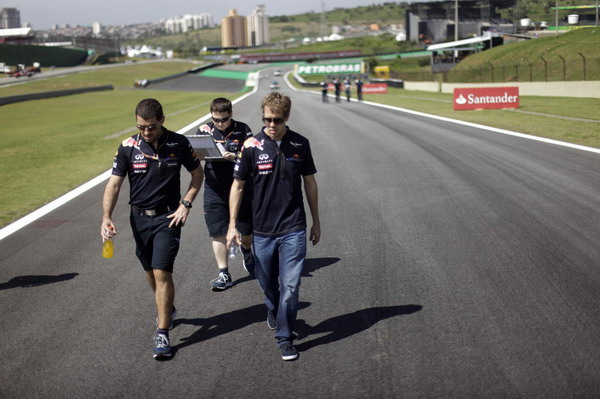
[8,0,402,30]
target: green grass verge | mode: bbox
[0,61,200,97]
[1,87,234,228]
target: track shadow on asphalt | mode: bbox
[172,301,312,354]
[294,304,423,352]
[0,273,79,290]
[303,257,340,277]
[219,257,341,288]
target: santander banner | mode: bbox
[454,87,519,111]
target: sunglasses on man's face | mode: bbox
[262,117,285,125]
[136,124,159,132]
[212,116,230,123]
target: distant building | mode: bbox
[406,0,517,43]
[221,9,247,48]
[164,13,214,34]
[247,4,269,46]
[0,7,21,29]
[93,22,102,36]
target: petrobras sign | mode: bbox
[296,62,364,76]
[454,87,519,111]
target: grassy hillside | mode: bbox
[447,28,600,82]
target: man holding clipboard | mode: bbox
[188,98,255,291]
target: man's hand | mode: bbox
[226,226,241,249]
[100,218,117,241]
[167,205,191,228]
[309,224,321,246]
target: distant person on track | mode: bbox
[333,77,341,103]
[196,97,255,291]
[319,80,329,103]
[227,92,321,361]
[355,77,364,102]
[100,98,203,360]
[344,77,352,102]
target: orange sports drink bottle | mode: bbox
[102,238,114,258]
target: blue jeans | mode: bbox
[253,229,306,344]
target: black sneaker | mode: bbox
[267,310,277,330]
[156,306,177,330]
[279,341,298,361]
[210,272,233,291]
[241,247,255,274]
[153,332,172,359]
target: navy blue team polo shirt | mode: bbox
[112,127,200,209]
[233,128,317,236]
[197,120,252,192]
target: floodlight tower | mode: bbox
[455,0,459,41]
[320,1,327,38]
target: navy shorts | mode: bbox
[130,210,181,273]
[203,183,253,237]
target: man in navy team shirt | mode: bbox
[101,98,203,360]
[197,98,255,291]
[227,92,321,361]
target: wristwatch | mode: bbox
[181,200,192,209]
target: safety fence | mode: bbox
[390,54,600,83]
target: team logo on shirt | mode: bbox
[258,163,273,170]
[244,137,264,150]
[165,154,179,167]
[289,141,303,148]
[199,124,213,134]
[122,137,137,147]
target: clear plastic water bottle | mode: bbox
[228,244,238,259]
[102,238,114,258]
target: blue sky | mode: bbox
[9,0,401,29]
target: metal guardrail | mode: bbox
[0,85,113,106]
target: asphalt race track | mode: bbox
[149,73,246,93]
[1,65,599,398]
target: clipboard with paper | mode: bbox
[185,133,228,161]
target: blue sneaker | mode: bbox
[210,272,233,291]
[153,333,171,359]
[279,341,298,361]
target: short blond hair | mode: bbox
[261,92,291,119]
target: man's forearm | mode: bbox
[183,166,204,203]
[304,175,320,225]
[228,179,245,227]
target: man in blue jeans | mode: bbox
[227,92,321,361]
